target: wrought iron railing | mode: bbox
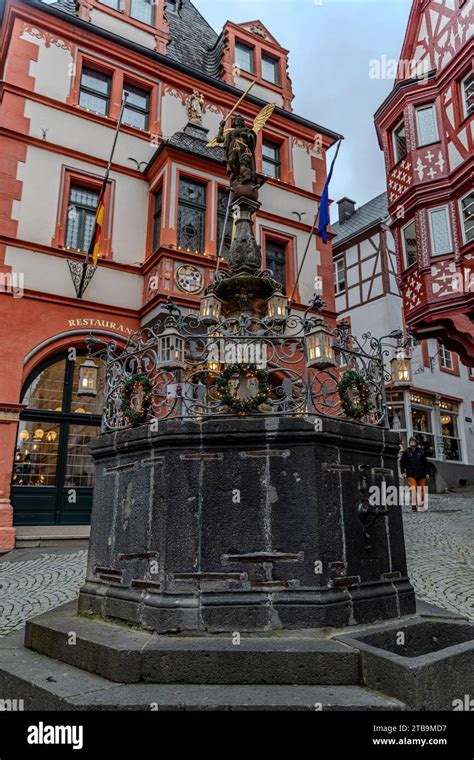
[88,298,390,431]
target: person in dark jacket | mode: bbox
[400,437,429,512]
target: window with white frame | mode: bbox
[461,72,473,119]
[392,118,407,164]
[459,191,474,243]
[401,219,417,268]
[334,258,346,294]
[439,343,453,370]
[416,104,438,146]
[428,206,452,256]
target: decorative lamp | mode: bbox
[267,291,288,320]
[306,316,336,369]
[19,429,30,442]
[158,323,185,369]
[391,353,412,387]
[200,293,222,323]
[78,357,99,396]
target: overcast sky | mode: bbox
[194,0,413,216]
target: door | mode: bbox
[11,353,105,526]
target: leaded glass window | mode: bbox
[460,192,474,243]
[79,68,111,116]
[266,239,287,291]
[123,83,150,130]
[429,207,452,256]
[152,187,163,252]
[392,119,407,164]
[262,54,280,85]
[217,188,233,257]
[130,0,153,25]
[416,105,438,146]
[65,185,99,252]
[402,220,417,268]
[235,42,254,74]
[177,178,207,252]
[462,72,474,118]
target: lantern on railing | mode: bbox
[158,323,185,369]
[78,357,99,396]
[391,352,412,387]
[306,315,336,369]
[267,290,288,320]
[200,293,222,323]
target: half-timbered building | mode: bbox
[374,0,473,368]
[333,192,474,491]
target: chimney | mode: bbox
[337,197,356,224]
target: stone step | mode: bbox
[0,640,404,711]
[25,603,360,686]
[15,526,90,548]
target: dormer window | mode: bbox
[166,0,178,11]
[130,0,153,25]
[99,0,120,8]
[262,54,280,85]
[235,41,254,74]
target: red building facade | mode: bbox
[0,0,341,550]
[374,0,473,366]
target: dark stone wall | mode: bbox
[78,416,415,632]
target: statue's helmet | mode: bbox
[232,115,246,128]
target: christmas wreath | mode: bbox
[215,363,270,415]
[120,374,153,427]
[337,369,371,420]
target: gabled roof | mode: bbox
[397,0,425,75]
[332,192,388,249]
[237,20,283,48]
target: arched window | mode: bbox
[12,353,106,526]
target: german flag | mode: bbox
[89,186,106,267]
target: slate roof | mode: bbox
[166,0,219,75]
[332,192,388,248]
[167,123,225,164]
[48,0,77,13]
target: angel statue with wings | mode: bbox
[208,96,275,202]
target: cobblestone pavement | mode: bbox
[0,547,87,636]
[0,488,472,636]
[402,487,473,621]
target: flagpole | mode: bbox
[78,92,129,299]
[288,138,342,313]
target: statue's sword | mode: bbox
[206,79,257,148]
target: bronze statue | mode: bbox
[208,101,275,202]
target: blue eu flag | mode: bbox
[317,139,342,244]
